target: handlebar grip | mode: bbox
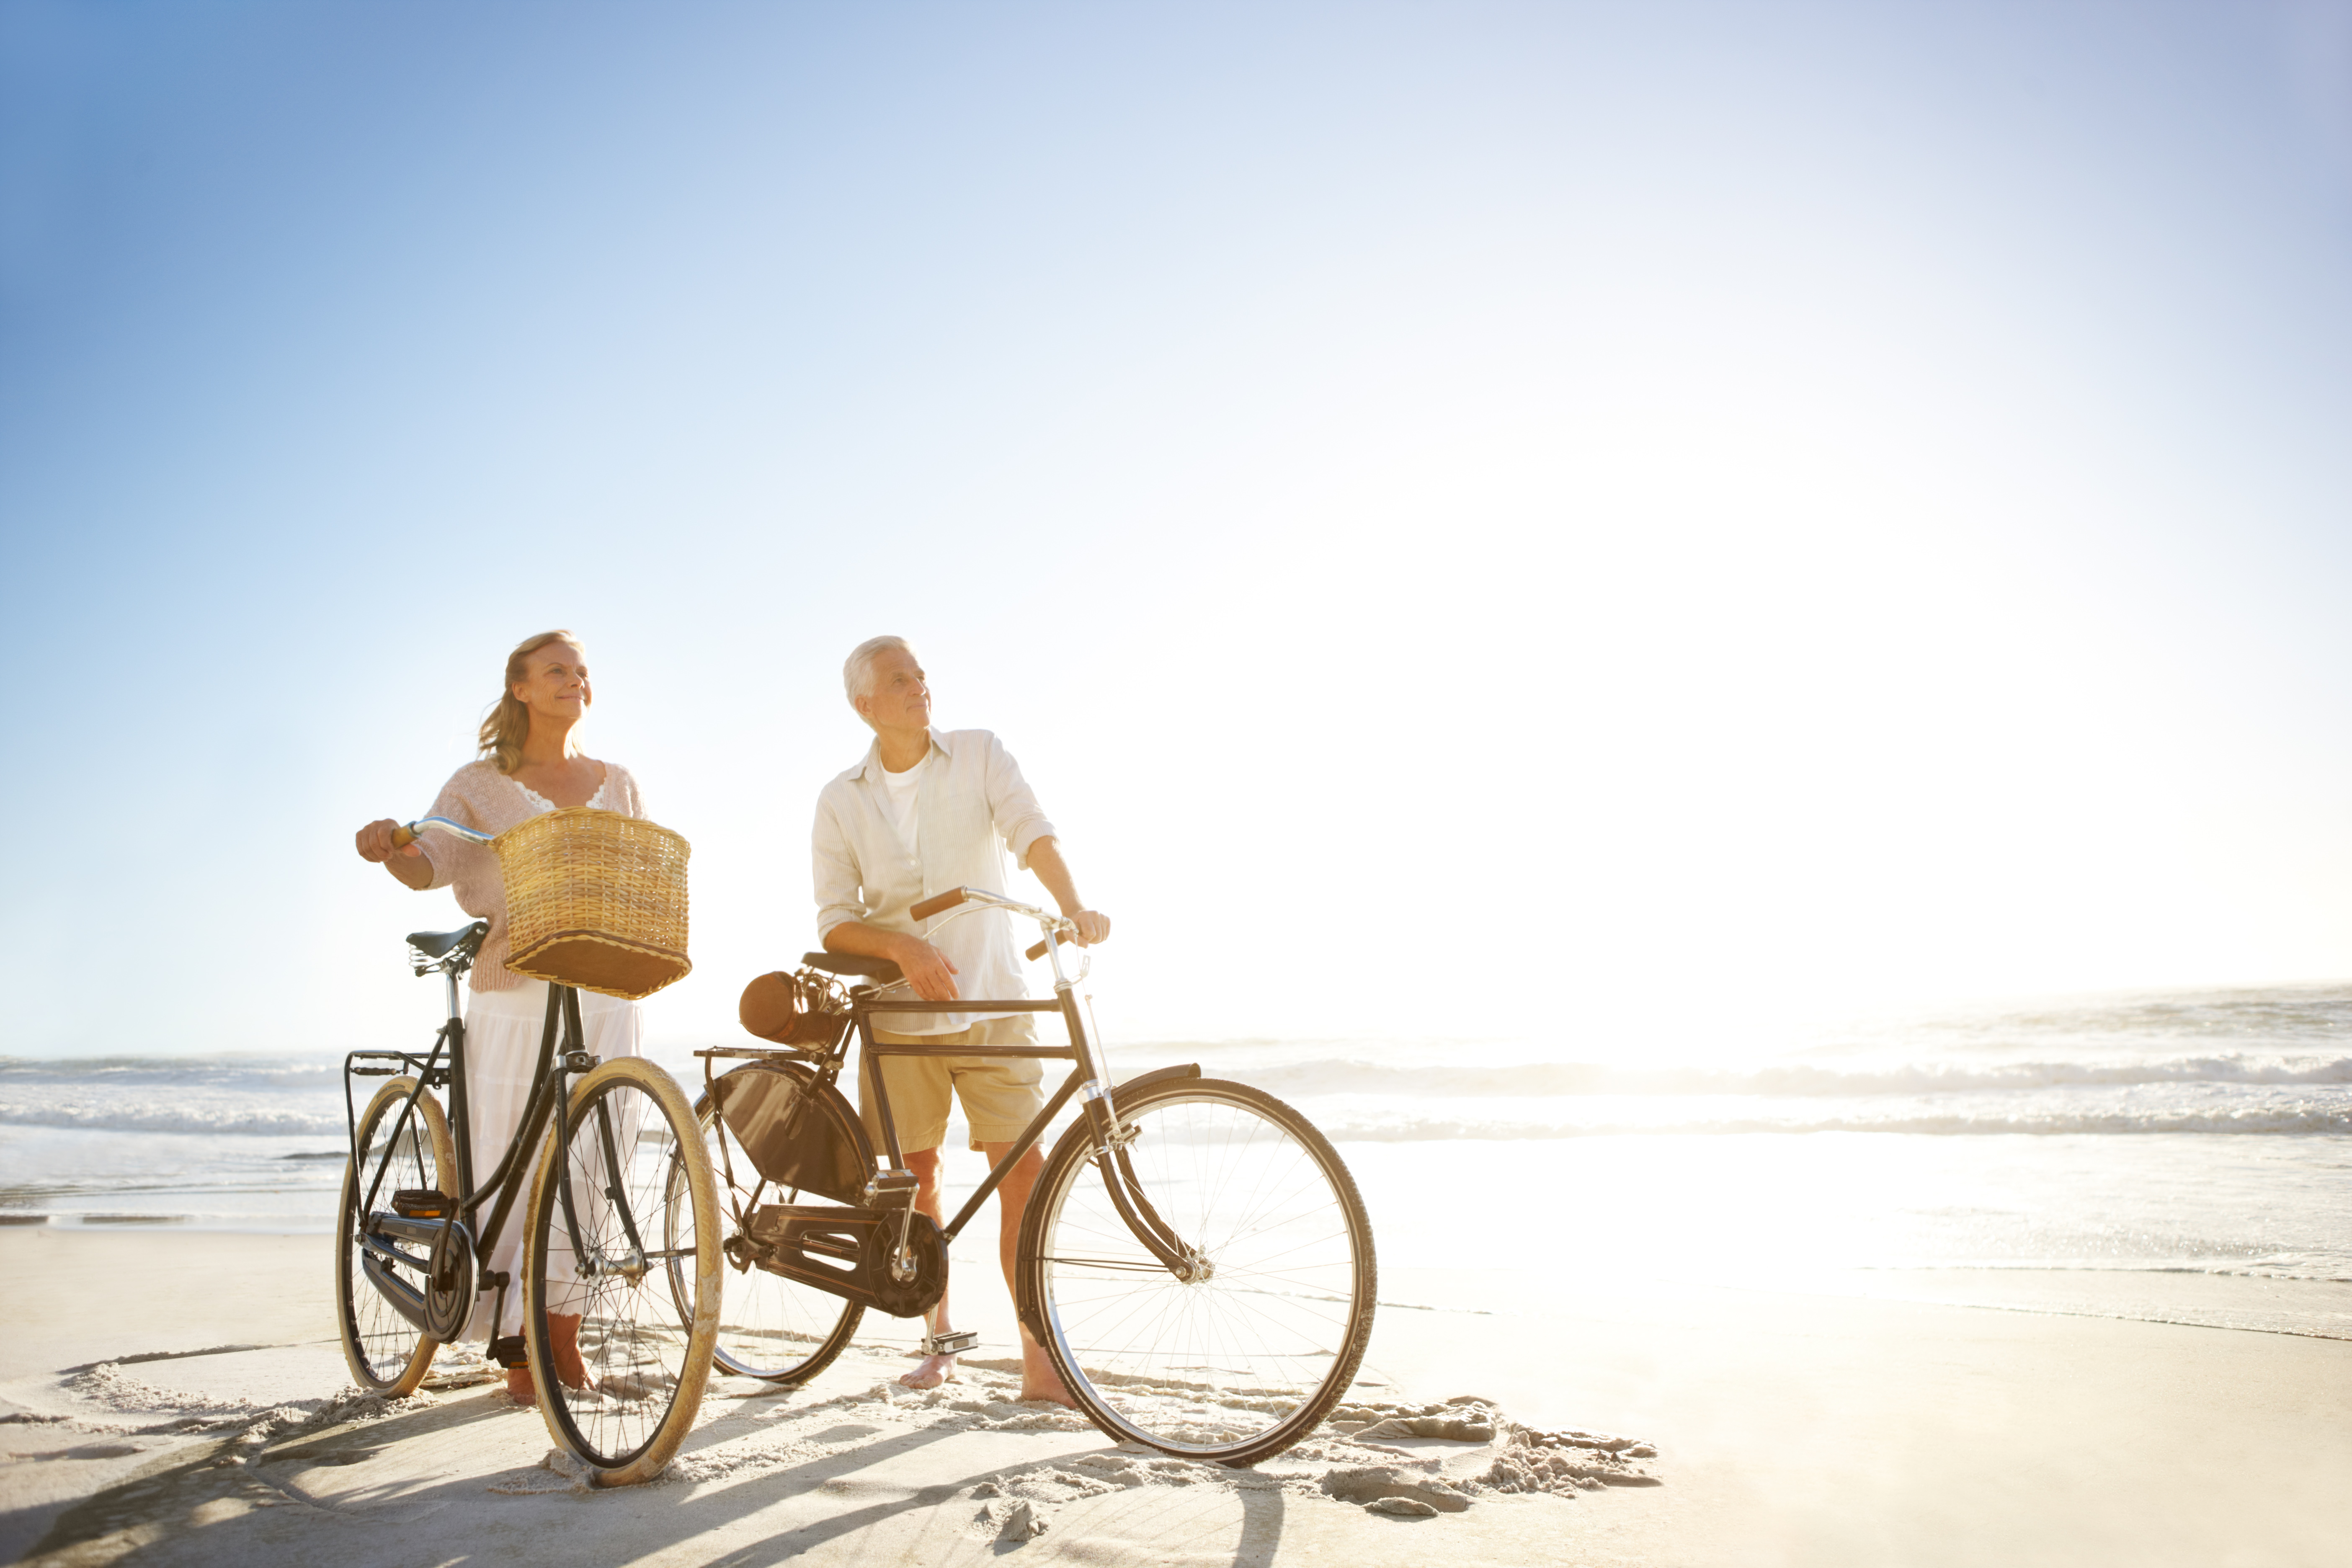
[910,888,967,921]
[1026,937,1051,962]
[391,823,417,849]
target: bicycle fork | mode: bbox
[1062,985,1207,1283]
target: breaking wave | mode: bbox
[1315,1102,2352,1140]
[1237,1055,2352,1101]
[0,1103,346,1137]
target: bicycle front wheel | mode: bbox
[679,1085,864,1383]
[334,1077,456,1396]
[525,1056,721,1485]
[1021,1078,1376,1466]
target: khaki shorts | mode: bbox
[857,1026,1047,1154]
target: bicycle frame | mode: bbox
[346,973,606,1351]
[346,815,649,1360]
[737,890,1205,1293]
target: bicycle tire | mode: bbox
[680,1078,864,1383]
[1019,1077,1375,1467]
[334,1077,456,1396]
[524,1056,721,1485]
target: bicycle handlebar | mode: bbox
[909,888,965,921]
[391,816,495,849]
[913,885,1076,965]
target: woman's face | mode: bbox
[513,641,592,729]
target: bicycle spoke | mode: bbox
[677,1072,864,1383]
[539,1074,689,1465]
[1031,1082,1373,1464]
[337,1078,453,1395]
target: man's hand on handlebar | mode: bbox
[1025,840,1109,949]
[889,936,962,1002]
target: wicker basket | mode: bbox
[498,807,691,1000]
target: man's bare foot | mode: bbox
[1019,1344,1078,1408]
[897,1352,960,1391]
[505,1364,537,1406]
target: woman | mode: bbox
[353,629,647,1406]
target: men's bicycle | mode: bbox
[688,886,1377,1466]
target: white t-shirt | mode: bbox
[814,727,1059,1037]
[880,752,926,857]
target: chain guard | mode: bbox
[421,1219,476,1342]
[744,1204,947,1319]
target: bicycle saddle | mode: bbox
[801,950,903,982]
[407,921,489,960]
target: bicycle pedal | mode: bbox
[488,1335,528,1369]
[920,1331,978,1357]
[391,1189,451,1219]
[862,1170,920,1207]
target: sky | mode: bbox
[3,0,2350,1062]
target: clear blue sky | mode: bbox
[5,1,2350,1059]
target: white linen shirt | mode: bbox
[812,728,1058,1035]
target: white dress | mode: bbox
[458,771,644,1342]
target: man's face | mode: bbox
[859,647,931,732]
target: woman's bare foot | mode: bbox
[547,1312,593,1391]
[505,1364,537,1405]
[897,1352,960,1391]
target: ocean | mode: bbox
[6,983,2348,1337]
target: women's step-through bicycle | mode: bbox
[690,886,1377,1467]
[335,820,721,1488]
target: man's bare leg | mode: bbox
[896,1147,959,1391]
[984,1140,1074,1407]
[890,1142,1074,1405]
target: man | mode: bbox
[812,635,1112,1402]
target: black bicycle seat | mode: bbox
[802,950,903,982]
[407,921,489,960]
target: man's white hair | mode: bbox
[843,634,914,716]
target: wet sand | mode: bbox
[3,1229,2349,1566]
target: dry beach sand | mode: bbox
[4,1229,2350,1566]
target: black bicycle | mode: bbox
[335,828,722,1488]
[686,886,1376,1467]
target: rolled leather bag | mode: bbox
[726,971,867,1201]
[738,970,848,1047]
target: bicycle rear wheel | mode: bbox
[1021,1078,1376,1466]
[681,1081,864,1383]
[526,1057,721,1485]
[334,1078,456,1396]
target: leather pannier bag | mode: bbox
[713,1061,872,1205]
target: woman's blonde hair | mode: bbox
[478,629,585,774]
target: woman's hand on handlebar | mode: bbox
[356,818,422,863]
[355,818,433,890]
